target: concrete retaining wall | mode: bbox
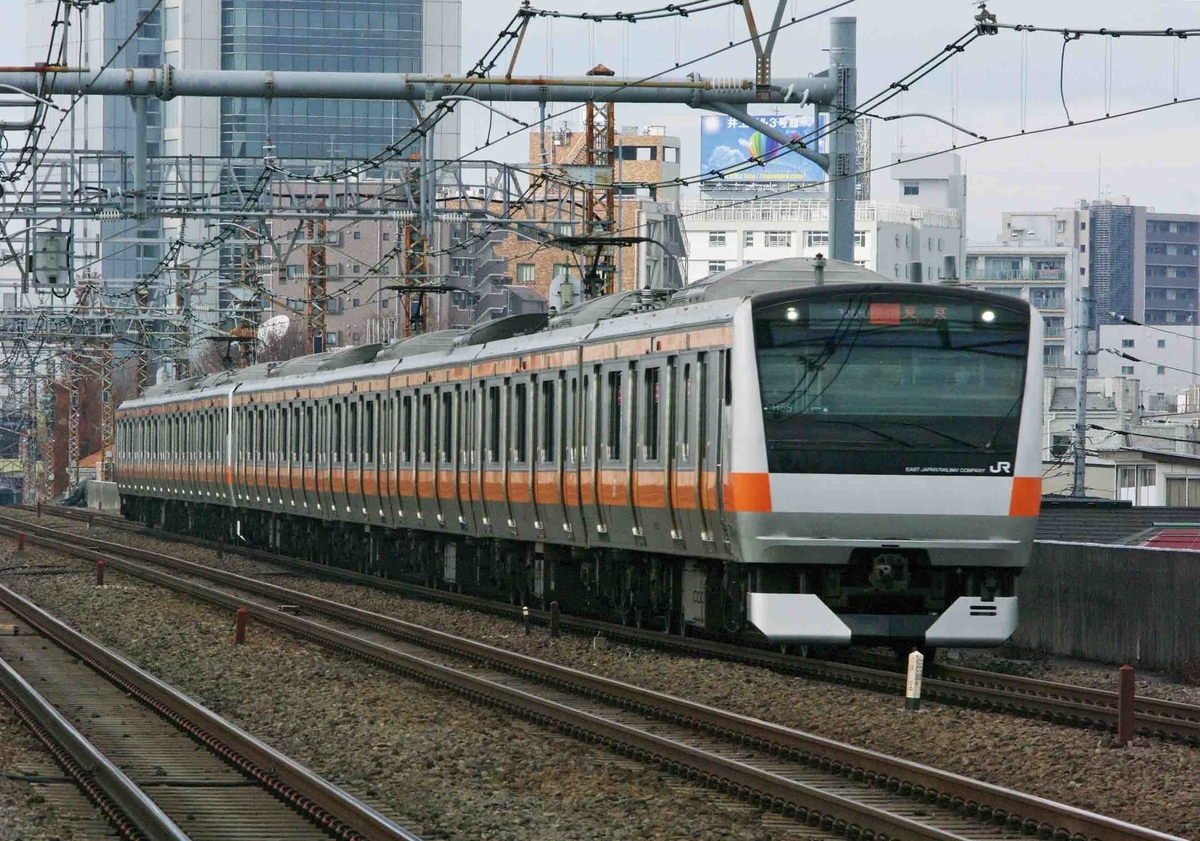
[85,480,120,512]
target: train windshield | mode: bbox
[753,290,1030,475]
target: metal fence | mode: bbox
[1013,541,1200,671]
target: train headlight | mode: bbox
[980,310,996,323]
[785,307,799,321]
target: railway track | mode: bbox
[0,512,1185,841]
[0,583,421,841]
[17,504,1200,745]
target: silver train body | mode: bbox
[115,259,1044,647]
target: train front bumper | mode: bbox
[748,593,1019,646]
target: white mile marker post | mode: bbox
[905,650,924,711]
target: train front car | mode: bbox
[728,283,1042,648]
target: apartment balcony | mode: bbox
[963,268,1065,281]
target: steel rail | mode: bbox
[0,517,1185,841]
[0,652,190,841]
[17,505,1200,745]
[0,579,423,841]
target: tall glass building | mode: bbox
[219,2,425,159]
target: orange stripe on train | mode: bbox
[1008,477,1041,517]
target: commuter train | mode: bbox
[115,258,1044,648]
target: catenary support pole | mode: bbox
[1072,288,1089,496]
[827,17,857,263]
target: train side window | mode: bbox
[292,406,301,461]
[582,374,592,462]
[681,362,692,461]
[540,378,556,463]
[567,377,577,463]
[401,394,414,463]
[305,406,314,462]
[486,385,501,463]
[513,382,529,463]
[421,392,433,464]
[724,349,733,406]
[439,390,453,463]
[365,396,376,463]
[280,407,289,463]
[332,400,343,462]
[643,366,661,462]
[606,370,622,460]
[348,398,359,462]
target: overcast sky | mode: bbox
[3,0,1200,239]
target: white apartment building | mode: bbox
[964,208,1091,368]
[1095,324,1200,413]
[682,153,965,283]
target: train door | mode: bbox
[580,366,604,539]
[598,361,635,544]
[632,359,667,551]
[561,370,585,540]
[534,373,559,538]
[397,390,416,525]
[695,351,719,547]
[435,386,459,529]
[507,376,533,536]
[475,380,493,532]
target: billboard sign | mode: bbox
[699,113,826,184]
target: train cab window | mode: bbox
[514,382,529,464]
[365,397,376,463]
[332,401,343,462]
[643,367,660,462]
[540,379,556,462]
[421,393,433,463]
[606,371,623,460]
[401,395,414,463]
[439,390,453,462]
[348,399,359,462]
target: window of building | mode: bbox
[805,231,829,248]
[382,231,391,241]
[1080,267,1086,276]
[352,298,360,308]
[1158,366,1167,375]
[1043,316,1064,337]
[327,297,344,315]
[1079,244,1086,253]
[743,231,755,248]
[1056,220,1066,233]
[353,230,361,240]
[1121,339,1135,348]
[765,231,792,248]
[1121,365,1135,375]
[326,330,339,346]
[903,182,919,196]
[1044,345,1065,365]
[854,230,867,247]
[1080,221,1087,231]
[894,264,900,277]
[708,231,727,248]
[1158,339,1167,348]
[707,261,726,274]
[664,146,679,163]
[352,264,361,274]
[894,234,901,248]
[516,263,536,284]
[286,264,304,281]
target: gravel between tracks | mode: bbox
[0,540,811,841]
[12,514,1200,838]
[0,699,77,840]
